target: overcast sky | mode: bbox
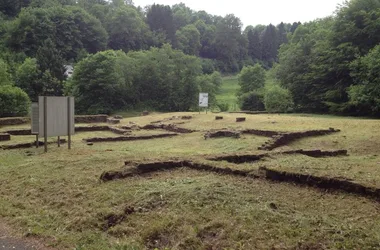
[134,0,345,26]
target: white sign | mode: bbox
[31,103,39,135]
[199,93,209,107]
[38,96,75,137]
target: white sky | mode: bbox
[134,0,346,26]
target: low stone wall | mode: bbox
[0,117,30,126]
[75,115,108,123]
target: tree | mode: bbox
[175,24,201,56]
[261,24,278,66]
[146,4,175,44]
[69,50,135,114]
[277,22,288,47]
[247,29,261,61]
[214,14,246,72]
[348,45,380,116]
[172,3,193,30]
[15,58,41,101]
[106,5,150,52]
[0,0,31,17]
[7,6,107,61]
[238,64,266,95]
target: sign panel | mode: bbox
[38,97,75,137]
[31,103,39,135]
[199,93,209,107]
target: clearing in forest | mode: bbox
[1,112,380,250]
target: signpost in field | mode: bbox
[31,96,75,152]
[199,93,209,114]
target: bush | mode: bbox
[239,91,265,111]
[0,85,30,117]
[217,102,229,112]
[264,84,293,112]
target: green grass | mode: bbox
[216,76,240,111]
[1,113,380,249]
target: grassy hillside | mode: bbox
[216,76,240,111]
[1,113,380,249]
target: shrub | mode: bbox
[0,85,30,117]
[217,102,229,112]
[239,91,265,111]
[264,84,293,112]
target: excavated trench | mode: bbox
[100,157,380,202]
[0,139,67,150]
[208,150,347,164]
[141,124,195,134]
[258,128,341,150]
[83,133,178,143]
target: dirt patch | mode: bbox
[102,206,135,231]
[83,133,178,143]
[74,115,108,123]
[141,124,195,134]
[0,133,11,141]
[204,130,241,139]
[259,166,380,201]
[259,128,341,150]
[1,139,67,150]
[0,117,30,126]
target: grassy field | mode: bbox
[1,113,380,249]
[215,76,240,111]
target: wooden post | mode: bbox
[67,97,71,150]
[36,134,39,148]
[58,136,60,147]
[44,96,48,153]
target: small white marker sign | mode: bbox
[199,93,209,107]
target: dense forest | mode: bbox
[0,0,379,116]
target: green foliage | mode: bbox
[217,102,229,112]
[0,59,12,85]
[275,0,380,116]
[239,91,265,111]
[175,24,201,56]
[106,5,150,53]
[263,84,293,113]
[0,85,30,117]
[348,45,380,116]
[146,4,175,44]
[238,64,266,95]
[70,45,203,114]
[7,6,107,61]
[15,58,40,100]
[69,50,134,114]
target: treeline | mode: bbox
[0,0,298,116]
[274,0,380,117]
